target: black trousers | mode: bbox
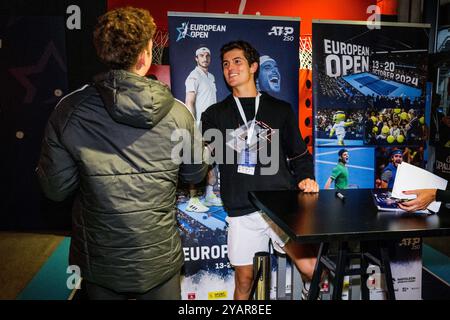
[84,272,181,300]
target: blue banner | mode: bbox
[312,21,429,299]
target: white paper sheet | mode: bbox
[391,162,448,212]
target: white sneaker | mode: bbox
[186,197,209,213]
[203,193,223,207]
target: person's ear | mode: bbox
[250,62,258,74]
[136,53,146,70]
[148,39,153,52]
[147,39,153,64]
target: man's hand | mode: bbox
[398,189,437,212]
[298,178,319,193]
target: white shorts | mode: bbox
[225,211,290,266]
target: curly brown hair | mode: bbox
[93,7,156,70]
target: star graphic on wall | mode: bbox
[9,41,67,104]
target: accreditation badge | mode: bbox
[237,146,257,175]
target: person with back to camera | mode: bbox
[37,7,208,300]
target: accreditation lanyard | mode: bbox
[234,93,261,175]
[233,93,261,146]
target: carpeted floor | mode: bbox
[0,232,65,299]
[424,236,450,257]
[1,232,449,300]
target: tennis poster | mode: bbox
[313,20,428,149]
[168,12,300,300]
[313,20,429,300]
[313,20,429,191]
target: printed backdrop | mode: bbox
[312,21,430,300]
[168,12,300,300]
[312,21,429,191]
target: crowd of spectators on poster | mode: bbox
[318,73,369,108]
[364,108,426,144]
[317,68,425,110]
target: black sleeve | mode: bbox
[177,122,209,184]
[176,104,209,184]
[436,189,450,203]
[37,111,79,202]
[281,105,314,183]
[179,161,208,184]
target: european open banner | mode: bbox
[312,20,430,300]
[168,12,300,300]
[313,20,428,149]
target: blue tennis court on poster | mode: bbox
[315,138,365,146]
[353,75,398,96]
[343,72,422,98]
[315,147,375,189]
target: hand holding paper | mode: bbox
[398,189,437,212]
[391,162,448,212]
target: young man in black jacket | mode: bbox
[201,40,319,300]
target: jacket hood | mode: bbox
[94,70,174,129]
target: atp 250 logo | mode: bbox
[267,26,294,42]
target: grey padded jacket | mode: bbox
[37,70,208,293]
